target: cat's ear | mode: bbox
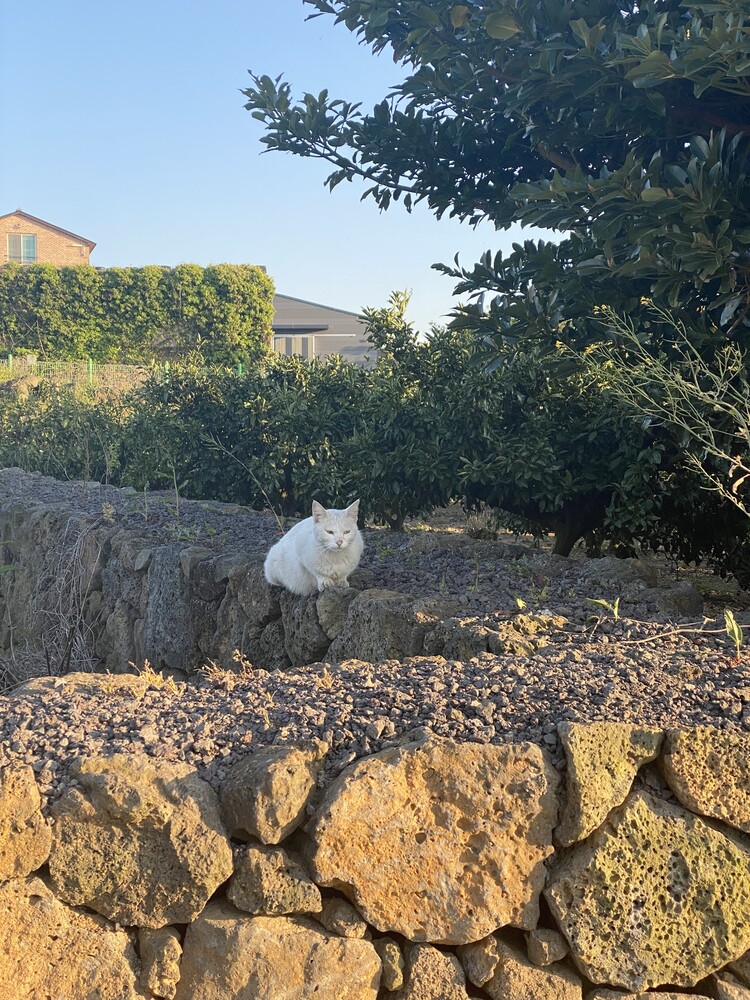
[344,499,360,520]
[311,500,326,522]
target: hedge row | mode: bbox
[0,263,274,366]
[1,318,748,579]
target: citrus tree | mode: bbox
[244,1,750,565]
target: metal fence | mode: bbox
[0,355,150,391]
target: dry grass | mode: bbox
[0,647,50,694]
[131,659,181,694]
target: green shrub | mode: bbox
[1,301,748,584]
[0,382,123,483]
[0,263,274,366]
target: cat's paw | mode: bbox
[317,577,349,591]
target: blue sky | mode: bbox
[1,0,547,332]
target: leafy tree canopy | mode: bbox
[244,0,750,354]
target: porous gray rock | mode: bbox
[257,618,292,670]
[327,590,449,662]
[662,727,750,833]
[546,791,750,989]
[0,876,146,999]
[213,561,280,663]
[234,562,281,638]
[583,556,659,591]
[310,736,559,945]
[316,587,359,639]
[641,581,704,617]
[227,843,322,916]
[556,721,663,845]
[220,741,328,844]
[174,904,381,1000]
[141,544,198,672]
[280,590,332,667]
[0,763,51,879]
[48,753,233,928]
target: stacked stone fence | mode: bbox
[0,474,702,685]
[0,489,552,680]
[1,470,746,997]
[1,723,749,997]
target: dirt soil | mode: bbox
[0,469,748,808]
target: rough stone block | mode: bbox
[556,721,662,845]
[481,938,582,999]
[227,844,321,916]
[138,926,182,999]
[373,937,405,991]
[0,876,145,999]
[220,741,327,844]
[546,791,750,990]
[526,927,569,966]
[662,727,750,833]
[174,905,381,1000]
[310,736,559,945]
[0,763,51,880]
[391,943,470,1000]
[48,754,233,928]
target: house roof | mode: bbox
[0,209,96,249]
[273,292,364,319]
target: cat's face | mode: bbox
[311,500,360,550]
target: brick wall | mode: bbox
[0,213,94,266]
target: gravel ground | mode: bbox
[0,468,749,810]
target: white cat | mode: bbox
[263,500,364,596]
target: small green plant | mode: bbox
[587,596,621,621]
[724,609,744,664]
[374,542,400,558]
[511,593,527,610]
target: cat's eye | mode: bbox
[344,529,351,534]
[326,529,334,535]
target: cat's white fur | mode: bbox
[263,500,364,596]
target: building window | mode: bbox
[8,234,37,264]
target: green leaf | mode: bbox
[625,50,677,88]
[569,18,590,46]
[725,608,743,658]
[450,5,470,29]
[485,13,521,40]
[415,4,441,28]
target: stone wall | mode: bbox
[0,490,554,677]
[0,483,700,682]
[2,722,750,999]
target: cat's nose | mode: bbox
[336,539,343,547]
